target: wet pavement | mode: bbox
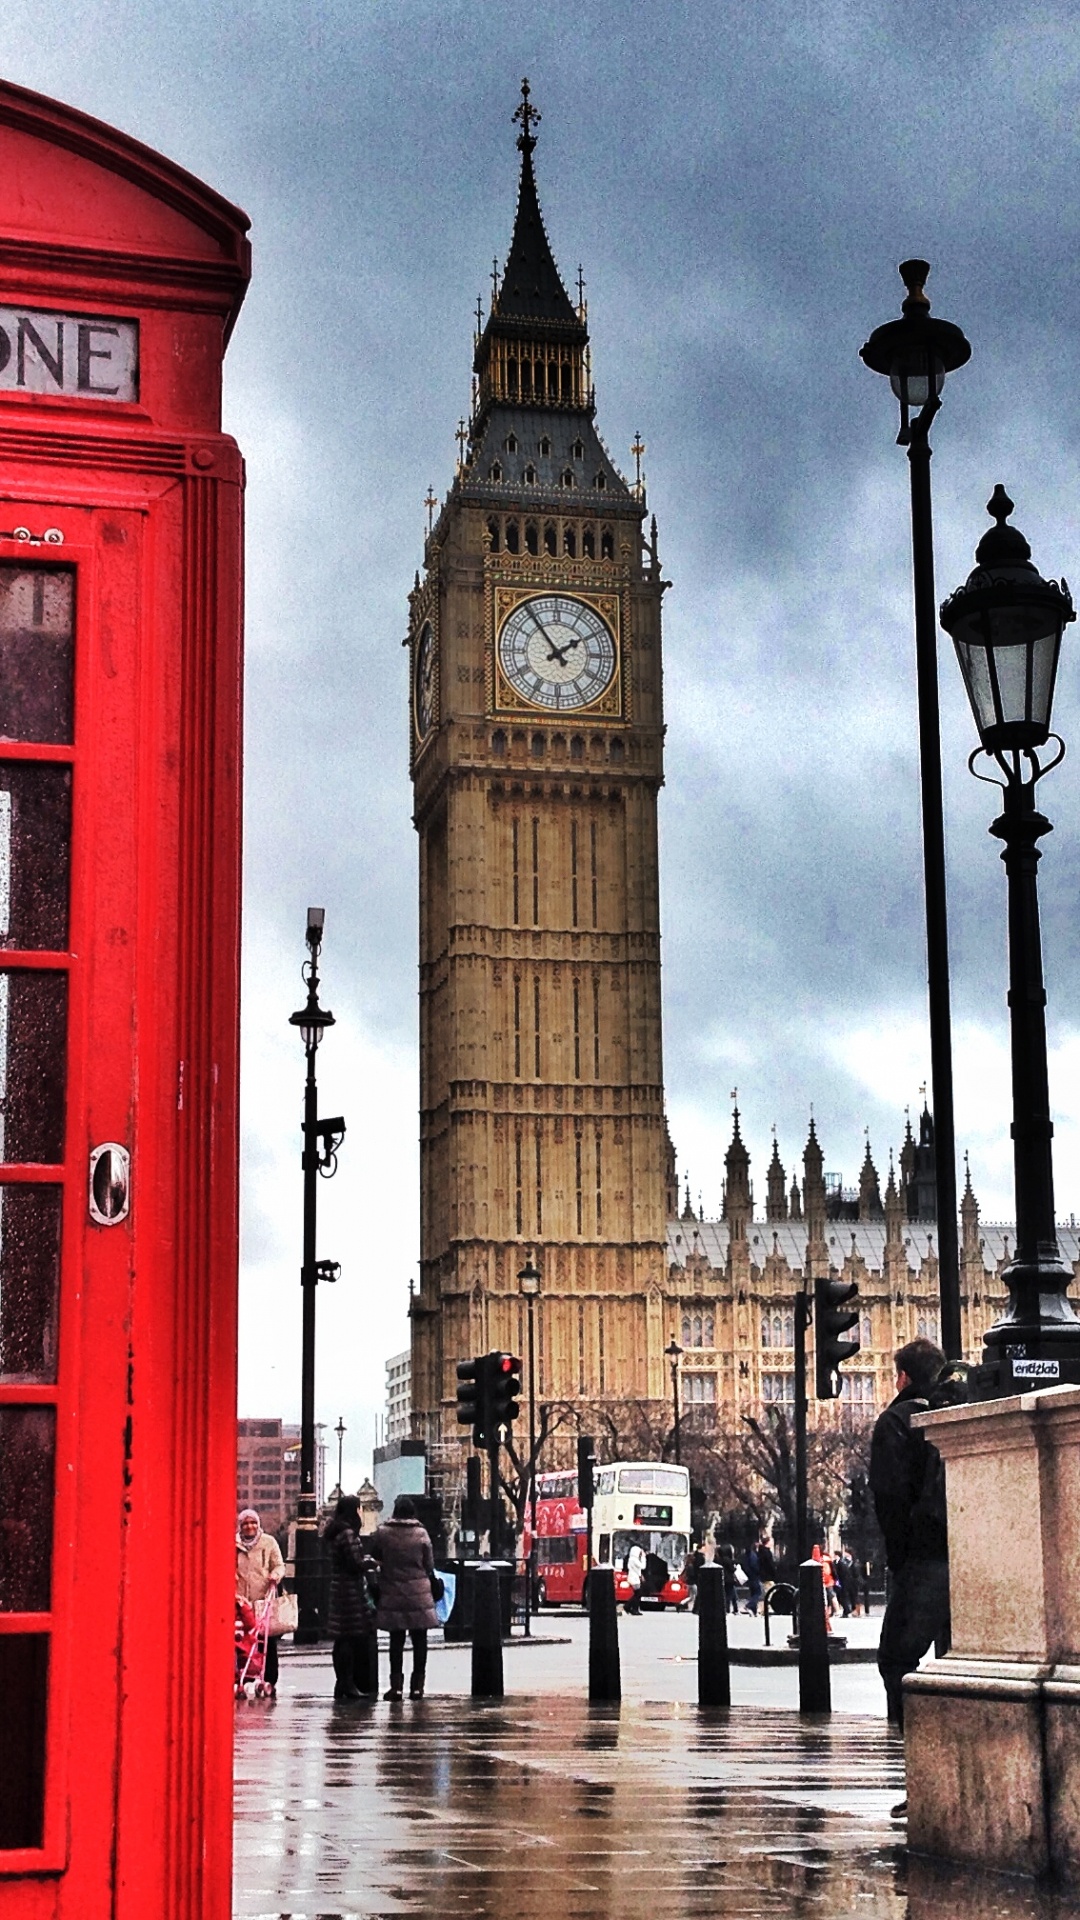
[234,1614,1080,1920]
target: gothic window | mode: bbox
[524,465,536,484]
[570,818,579,927]
[505,520,520,554]
[860,1311,872,1346]
[704,1313,715,1347]
[610,738,624,762]
[511,819,520,924]
[572,438,584,461]
[561,364,572,400]
[563,527,577,558]
[692,1313,703,1346]
[596,472,606,490]
[525,521,539,556]
[601,527,614,559]
[539,436,551,458]
[570,735,584,762]
[783,1312,794,1347]
[521,361,533,398]
[763,1373,795,1408]
[505,433,517,453]
[684,1372,717,1405]
[582,527,595,558]
[489,462,502,482]
[492,729,506,757]
[544,523,556,557]
[508,358,518,396]
[840,1373,877,1411]
[916,1311,940,1343]
[531,816,540,925]
[531,732,545,759]
[761,1314,771,1347]
[561,469,575,488]
[681,1313,692,1346]
[487,518,501,553]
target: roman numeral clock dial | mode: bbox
[497,594,616,711]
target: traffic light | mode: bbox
[456,1357,488,1447]
[488,1351,521,1430]
[576,1433,596,1509]
[814,1271,861,1398]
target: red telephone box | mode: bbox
[0,82,248,1915]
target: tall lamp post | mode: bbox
[861,260,971,1362]
[664,1336,683,1465]
[517,1254,541,1633]
[334,1416,346,1498]
[289,907,346,1642]
[940,488,1080,1394]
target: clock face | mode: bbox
[414,621,435,739]
[498,594,616,711]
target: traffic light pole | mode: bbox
[794,1288,810,1563]
[487,1433,502,1560]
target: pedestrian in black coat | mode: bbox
[324,1495,377,1700]
[869,1337,966,1729]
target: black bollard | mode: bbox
[588,1567,621,1702]
[697,1564,731,1707]
[798,1559,831,1714]
[471,1564,504,1699]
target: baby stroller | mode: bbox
[234,1594,274,1699]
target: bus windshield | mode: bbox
[615,1466,687,1497]
[612,1529,689,1569]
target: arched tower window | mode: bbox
[539,436,551,458]
[761,1314,772,1348]
[507,358,518,396]
[492,729,506,757]
[681,1313,691,1346]
[544,523,557,557]
[505,520,520,554]
[561,469,575,488]
[525,521,539,556]
[489,461,502,482]
[601,527,614,559]
[570,735,584,762]
[704,1313,715,1347]
[561,364,572,400]
[572,439,584,461]
[596,472,606,490]
[505,433,518,453]
[563,527,577,558]
[521,360,533,398]
[582,527,595,558]
[524,464,536,484]
[531,732,545,759]
[487,518,501,553]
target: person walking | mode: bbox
[624,1540,646,1613]
[235,1508,284,1695]
[870,1336,966,1737]
[324,1494,377,1701]
[717,1540,739,1614]
[369,1495,439,1699]
[741,1542,763,1615]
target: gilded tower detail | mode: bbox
[408,86,670,1444]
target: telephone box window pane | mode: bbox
[0,971,67,1163]
[0,763,71,950]
[0,567,75,746]
[0,1405,55,1610]
[0,1185,62,1382]
[0,1635,48,1848]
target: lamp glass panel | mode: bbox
[954,638,997,738]
[889,353,945,405]
[1030,627,1061,734]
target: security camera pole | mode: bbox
[289,908,346,1642]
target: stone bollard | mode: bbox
[588,1567,621,1702]
[697,1565,731,1707]
[798,1558,831,1714]
[471,1564,504,1699]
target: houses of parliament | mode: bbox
[405,85,1080,1452]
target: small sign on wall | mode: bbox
[0,306,139,400]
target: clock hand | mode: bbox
[546,635,583,666]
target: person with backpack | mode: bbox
[869,1336,967,1734]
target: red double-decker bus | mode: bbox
[529,1469,590,1606]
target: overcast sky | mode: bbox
[7,2,1080,1488]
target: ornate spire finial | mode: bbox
[513,77,541,153]
[456,418,468,467]
[631,432,646,493]
[424,486,437,533]
[576,263,586,309]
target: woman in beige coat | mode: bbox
[236,1508,285,1693]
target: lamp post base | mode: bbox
[293,1517,323,1645]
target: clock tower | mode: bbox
[408,84,670,1449]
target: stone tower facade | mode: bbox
[407,87,669,1444]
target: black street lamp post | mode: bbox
[517,1255,541,1634]
[862,260,971,1362]
[941,489,1080,1393]
[334,1416,346,1498]
[664,1336,683,1465]
[289,908,346,1642]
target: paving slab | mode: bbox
[235,1616,1080,1920]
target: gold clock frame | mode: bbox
[409,583,439,762]
[488,581,625,720]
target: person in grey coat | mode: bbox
[323,1495,377,1700]
[369,1496,439,1699]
